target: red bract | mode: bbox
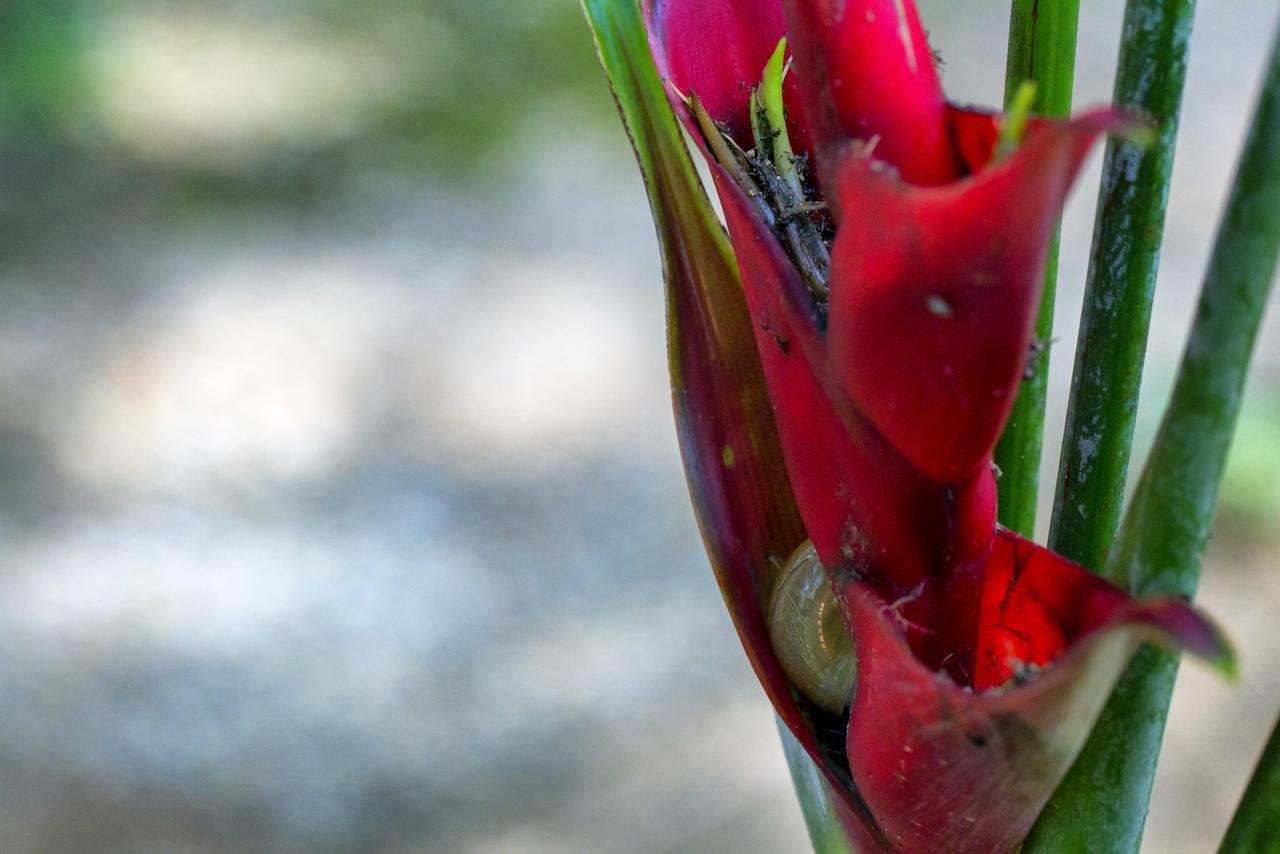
[784,0,958,188]
[647,0,811,157]
[827,112,1127,486]
[596,0,1234,851]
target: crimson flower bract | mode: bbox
[585,1,1236,851]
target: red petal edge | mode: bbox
[828,109,1139,485]
[842,529,1233,853]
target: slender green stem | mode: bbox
[1003,0,1081,114]
[1220,713,1280,853]
[994,0,1081,537]
[1028,18,1280,850]
[1047,0,1196,572]
[778,721,854,854]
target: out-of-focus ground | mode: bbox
[0,1,1277,851]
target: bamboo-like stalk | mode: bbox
[1220,713,1280,853]
[1028,17,1280,849]
[1047,0,1197,571]
[994,0,1081,538]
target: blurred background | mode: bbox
[0,0,1277,851]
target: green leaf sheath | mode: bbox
[579,0,719,276]
[994,0,1081,537]
[579,3,854,851]
[1048,0,1196,571]
[1221,713,1280,853]
[1028,17,1280,852]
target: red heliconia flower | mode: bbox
[584,0,1235,851]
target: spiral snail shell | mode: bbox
[767,540,857,713]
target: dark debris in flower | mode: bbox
[688,97,833,307]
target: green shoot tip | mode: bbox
[996,80,1039,161]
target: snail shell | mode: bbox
[767,540,857,713]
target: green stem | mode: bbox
[778,721,854,854]
[1220,713,1280,853]
[1047,0,1196,572]
[1028,17,1280,850]
[994,0,1081,537]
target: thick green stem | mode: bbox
[1047,0,1196,572]
[994,0,1081,537]
[1220,713,1280,853]
[1028,18,1280,851]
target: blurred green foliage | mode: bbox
[390,0,607,168]
[1220,394,1280,531]
[0,0,91,135]
[0,0,606,187]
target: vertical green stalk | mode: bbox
[994,0,1081,537]
[778,722,854,854]
[1047,0,1197,571]
[1028,19,1280,850]
[1220,713,1280,853]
